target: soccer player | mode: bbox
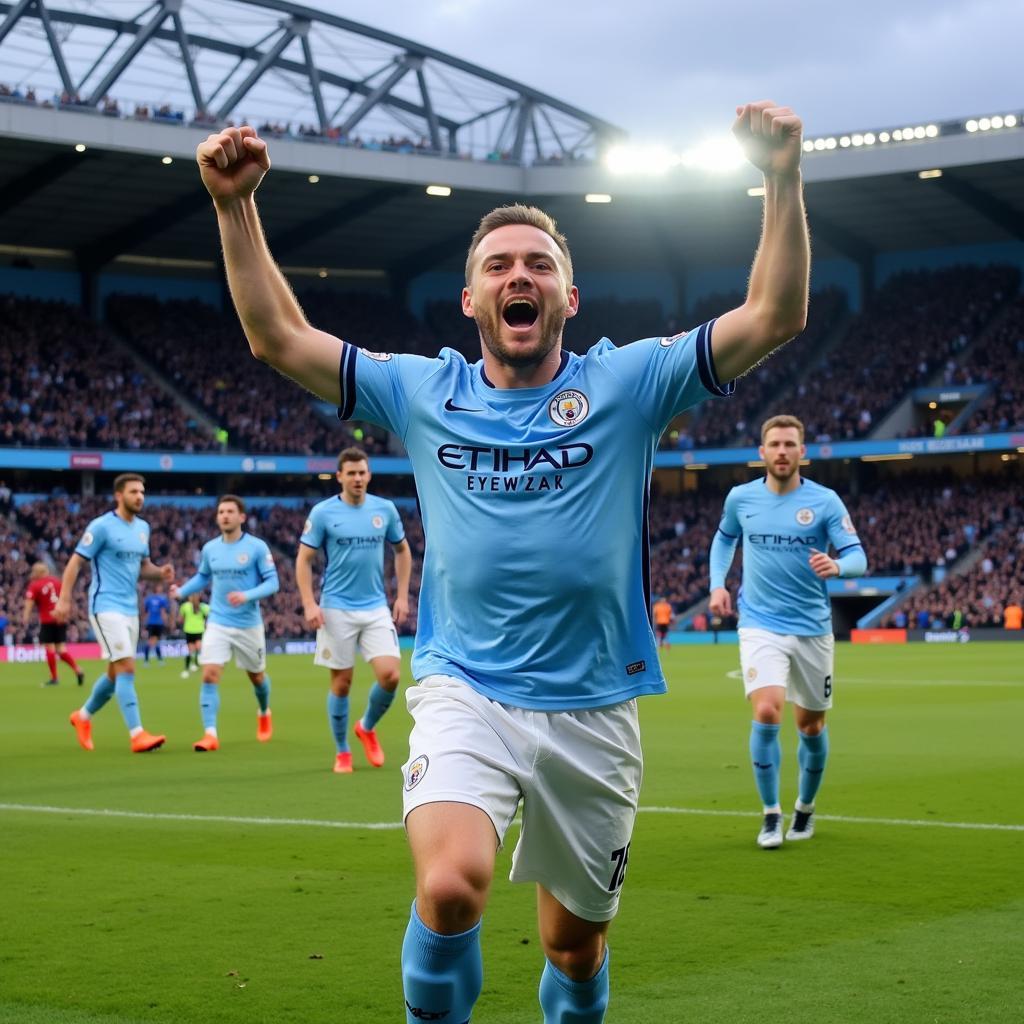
[179,592,209,678]
[652,596,674,650]
[709,415,867,849]
[56,474,173,753]
[170,495,279,751]
[142,584,169,665]
[23,561,84,687]
[296,447,412,774]
[198,99,810,1024]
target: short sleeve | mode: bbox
[386,502,405,544]
[597,319,734,430]
[337,343,444,438]
[826,493,862,555]
[75,517,106,560]
[300,505,325,549]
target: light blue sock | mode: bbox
[797,727,829,807]
[539,949,610,1024]
[253,675,271,713]
[84,675,115,715]
[328,692,349,753]
[114,672,142,731]
[750,721,781,809]
[361,683,395,731]
[402,901,482,1024]
[200,682,220,732]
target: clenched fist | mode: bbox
[197,126,271,205]
[732,101,803,177]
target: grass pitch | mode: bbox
[1,644,1021,1023]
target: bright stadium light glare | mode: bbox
[74,143,86,152]
[979,117,991,130]
[879,131,890,142]
[307,174,320,183]
[864,132,876,145]
[1006,114,1018,127]
[161,156,173,165]
[746,186,766,197]
[913,126,927,139]
[824,137,837,149]
[605,144,680,176]
[317,268,327,278]
[803,140,814,152]
[584,193,612,203]
[425,184,452,196]
[813,138,826,151]
[928,401,938,409]
[925,124,939,138]
[840,136,851,147]
[892,129,903,141]
[852,134,864,146]
[991,115,1004,129]
[904,127,915,139]
[679,136,743,173]
[918,169,943,179]
[966,119,979,132]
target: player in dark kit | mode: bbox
[23,562,84,687]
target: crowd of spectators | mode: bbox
[105,294,390,457]
[792,265,1019,442]
[0,295,218,451]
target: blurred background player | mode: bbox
[709,415,867,849]
[142,584,169,666]
[296,447,411,774]
[56,473,173,753]
[652,596,674,650]
[171,495,279,751]
[179,593,209,678]
[23,561,84,687]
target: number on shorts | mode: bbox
[608,842,630,892]
[823,674,832,699]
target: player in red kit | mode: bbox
[23,562,85,688]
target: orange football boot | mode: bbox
[131,730,166,753]
[354,720,384,767]
[257,712,273,743]
[69,710,93,751]
[333,751,353,774]
[193,733,219,752]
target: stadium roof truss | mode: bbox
[0,0,624,162]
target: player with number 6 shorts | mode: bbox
[709,415,867,849]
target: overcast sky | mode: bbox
[306,0,1021,146]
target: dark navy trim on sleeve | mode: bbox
[337,342,358,421]
[717,528,739,540]
[75,551,92,560]
[695,318,735,398]
[835,543,864,555]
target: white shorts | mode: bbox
[401,675,643,923]
[89,612,140,662]
[315,607,399,669]
[738,628,835,711]
[199,622,267,673]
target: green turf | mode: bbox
[1,645,1021,1022]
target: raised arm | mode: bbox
[196,126,342,403]
[711,101,810,382]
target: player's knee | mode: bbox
[379,667,400,690]
[418,865,488,931]
[798,717,826,736]
[543,934,606,982]
[753,703,782,724]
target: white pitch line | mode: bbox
[1,802,1022,834]
[639,806,1024,832]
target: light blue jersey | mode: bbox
[177,532,279,629]
[75,511,150,616]
[337,321,732,710]
[300,493,405,611]
[709,477,867,636]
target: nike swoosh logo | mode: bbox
[744,513,758,518]
[444,399,484,413]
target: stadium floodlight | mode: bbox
[864,132,876,145]
[747,186,766,198]
[840,136,851,147]
[1006,114,1018,127]
[308,174,320,184]
[913,126,926,139]
[317,268,327,278]
[813,138,826,151]
[584,193,612,204]
[74,143,86,152]
[966,119,979,132]
[928,401,938,409]
[824,137,837,149]
[802,140,815,152]
[318,473,333,480]
[852,134,864,147]
[879,131,891,142]
[925,124,939,138]
[683,463,709,471]
[679,136,745,173]
[893,129,903,141]
[991,115,1005,129]
[979,117,991,130]
[605,144,680,176]
[161,156,173,165]
[919,169,943,179]
[425,185,452,196]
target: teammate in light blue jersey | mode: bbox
[200,99,812,1024]
[172,495,279,751]
[296,447,412,774]
[57,473,174,753]
[710,415,867,848]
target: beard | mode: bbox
[475,302,567,369]
[766,461,798,484]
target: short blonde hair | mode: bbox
[761,414,805,443]
[465,204,573,286]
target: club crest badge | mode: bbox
[548,389,589,427]
[747,666,758,682]
[796,508,815,526]
[405,755,429,791]
[371,515,384,529]
[237,552,250,564]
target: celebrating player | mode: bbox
[199,99,810,1023]
[57,474,173,753]
[23,561,84,687]
[296,447,412,774]
[709,415,867,848]
[142,584,169,666]
[170,495,279,751]
[179,592,209,678]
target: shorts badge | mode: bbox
[796,508,815,526]
[405,755,429,791]
[747,666,758,682]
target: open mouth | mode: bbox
[502,298,539,329]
